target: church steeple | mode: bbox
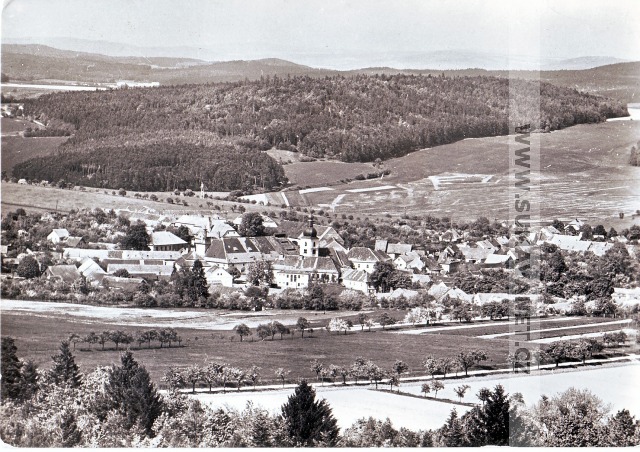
[300,215,318,256]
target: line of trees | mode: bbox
[69,328,183,351]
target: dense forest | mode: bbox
[14,74,627,191]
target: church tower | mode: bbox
[299,215,318,257]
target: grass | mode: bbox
[1,310,512,388]
[426,317,628,337]
[1,117,41,134]
[283,160,377,187]
[1,135,68,175]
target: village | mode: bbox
[2,196,639,318]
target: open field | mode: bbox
[1,135,68,175]
[193,362,640,430]
[400,317,630,338]
[1,117,42,135]
[1,301,512,385]
[283,160,377,187]
[272,121,640,227]
[196,384,466,431]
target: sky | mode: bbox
[2,0,639,69]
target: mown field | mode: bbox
[1,309,512,387]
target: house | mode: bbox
[204,266,234,287]
[483,253,515,269]
[394,252,424,272]
[204,236,285,272]
[47,229,70,244]
[547,234,592,253]
[106,263,174,280]
[101,275,145,291]
[149,231,188,252]
[457,245,494,264]
[341,268,371,293]
[65,236,85,248]
[422,257,441,274]
[273,256,340,289]
[565,219,585,235]
[439,258,461,274]
[384,243,413,259]
[209,220,240,239]
[77,258,106,285]
[172,215,223,236]
[42,265,81,286]
[347,247,390,273]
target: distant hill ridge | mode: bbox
[2,43,639,102]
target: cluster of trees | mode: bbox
[422,351,488,379]
[162,362,263,393]
[540,241,638,300]
[68,328,184,351]
[13,138,287,192]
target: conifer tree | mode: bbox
[1,336,23,400]
[49,341,82,388]
[281,380,340,446]
[106,351,163,435]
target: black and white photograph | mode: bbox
[1,0,639,447]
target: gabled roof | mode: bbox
[65,236,84,247]
[341,268,369,283]
[387,243,413,255]
[102,275,144,290]
[45,265,80,284]
[107,263,174,276]
[209,221,238,239]
[458,245,494,262]
[150,231,187,246]
[347,247,389,263]
[276,220,340,242]
[48,228,70,238]
[484,254,513,265]
[273,256,339,274]
[78,258,106,281]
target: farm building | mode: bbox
[77,258,106,285]
[42,265,81,286]
[204,236,282,271]
[347,247,390,273]
[204,266,234,287]
[149,231,188,252]
[341,268,371,293]
[106,263,174,280]
[273,256,340,289]
[394,252,425,272]
[101,275,145,291]
[47,228,70,244]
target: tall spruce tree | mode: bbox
[281,381,340,446]
[1,336,23,400]
[49,341,82,388]
[188,259,209,302]
[106,351,163,435]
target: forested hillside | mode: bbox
[13,74,627,191]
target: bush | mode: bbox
[354,174,365,180]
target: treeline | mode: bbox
[13,74,627,191]
[69,328,184,351]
